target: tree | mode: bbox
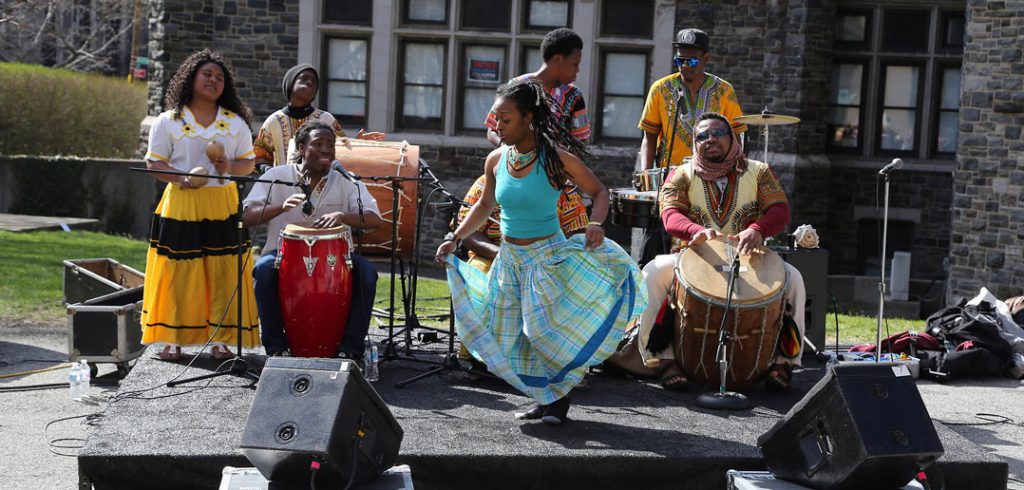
[0,0,135,74]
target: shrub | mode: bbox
[0,62,147,158]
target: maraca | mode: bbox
[206,140,226,183]
[187,167,210,188]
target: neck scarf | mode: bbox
[691,127,747,181]
[282,104,315,119]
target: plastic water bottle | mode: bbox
[67,362,82,400]
[364,341,379,382]
[78,359,91,397]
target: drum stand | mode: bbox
[695,253,752,411]
[394,161,500,387]
[132,167,301,388]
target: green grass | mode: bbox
[0,230,452,323]
[1,230,918,343]
[0,230,149,319]
[825,313,922,347]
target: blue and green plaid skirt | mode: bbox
[446,232,647,404]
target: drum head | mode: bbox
[678,238,785,304]
[611,188,658,201]
[281,224,351,239]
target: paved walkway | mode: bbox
[0,213,100,233]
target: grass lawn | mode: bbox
[0,230,451,324]
[1,230,921,346]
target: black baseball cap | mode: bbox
[673,28,710,52]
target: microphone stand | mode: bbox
[695,250,752,410]
[875,170,893,363]
[395,161,500,387]
[131,167,301,388]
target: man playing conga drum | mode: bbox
[634,112,806,390]
[244,121,383,359]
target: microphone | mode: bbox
[878,158,904,176]
[331,161,360,183]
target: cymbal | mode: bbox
[734,113,801,126]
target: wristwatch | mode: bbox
[443,232,462,249]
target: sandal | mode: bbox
[541,396,571,426]
[765,364,793,391]
[210,344,234,361]
[158,344,182,361]
[659,362,688,391]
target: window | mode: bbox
[827,62,865,150]
[523,0,571,31]
[461,0,511,30]
[403,0,448,25]
[829,6,963,160]
[324,38,369,126]
[460,44,507,131]
[520,45,542,74]
[599,51,648,139]
[398,41,446,130]
[878,64,921,153]
[600,0,654,38]
[323,0,372,25]
[935,66,961,154]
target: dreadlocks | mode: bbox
[495,79,590,190]
[163,49,253,127]
[291,120,335,164]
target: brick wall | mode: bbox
[948,1,1024,299]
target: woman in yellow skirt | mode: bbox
[142,49,259,361]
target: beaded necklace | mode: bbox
[508,145,539,171]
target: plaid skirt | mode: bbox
[447,232,647,404]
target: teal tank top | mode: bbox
[494,147,562,239]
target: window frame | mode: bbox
[874,59,926,157]
[521,0,573,32]
[599,0,655,39]
[825,57,869,154]
[937,10,966,53]
[931,61,962,158]
[833,8,873,52]
[395,39,449,132]
[321,0,373,26]
[321,35,372,128]
[458,0,512,32]
[519,42,542,74]
[595,47,650,142]
[456,41,510,134]
[401,0,451,27]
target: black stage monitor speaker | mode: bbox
[241,357,403,487]
[757,363,943,489]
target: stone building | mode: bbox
[145,0,1023,309]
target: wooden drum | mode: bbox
[334,140,420,259]
[672,238,787,391]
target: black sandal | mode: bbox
[541,396,571,426]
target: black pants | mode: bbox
[639,218,672,268]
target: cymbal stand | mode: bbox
[760,107,772,165]
[131,167,301,388]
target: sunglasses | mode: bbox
[695,127,730,142]
[673,56,701,68]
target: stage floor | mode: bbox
[78,342,1007,490]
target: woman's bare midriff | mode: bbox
[503,232,557,246]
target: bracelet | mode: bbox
[587,221,603,227]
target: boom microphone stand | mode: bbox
[695,249,752,410]
[132,167,301,387]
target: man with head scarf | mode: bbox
[623,112,806,391]
[253,64,384,168]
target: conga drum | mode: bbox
[334,140,419,259]
[672,238,787,391]
[275,224,354,357]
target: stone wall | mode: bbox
[673,0,837,239]
[146,0,300,120]
[827,165,954,281]
[948,0,1024,300]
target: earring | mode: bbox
[529,123,535,131]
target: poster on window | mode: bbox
[468,59,500,83]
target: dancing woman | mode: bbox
[435,80,647,425]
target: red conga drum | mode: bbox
[334,140,420,259]
[275,224,354,357]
